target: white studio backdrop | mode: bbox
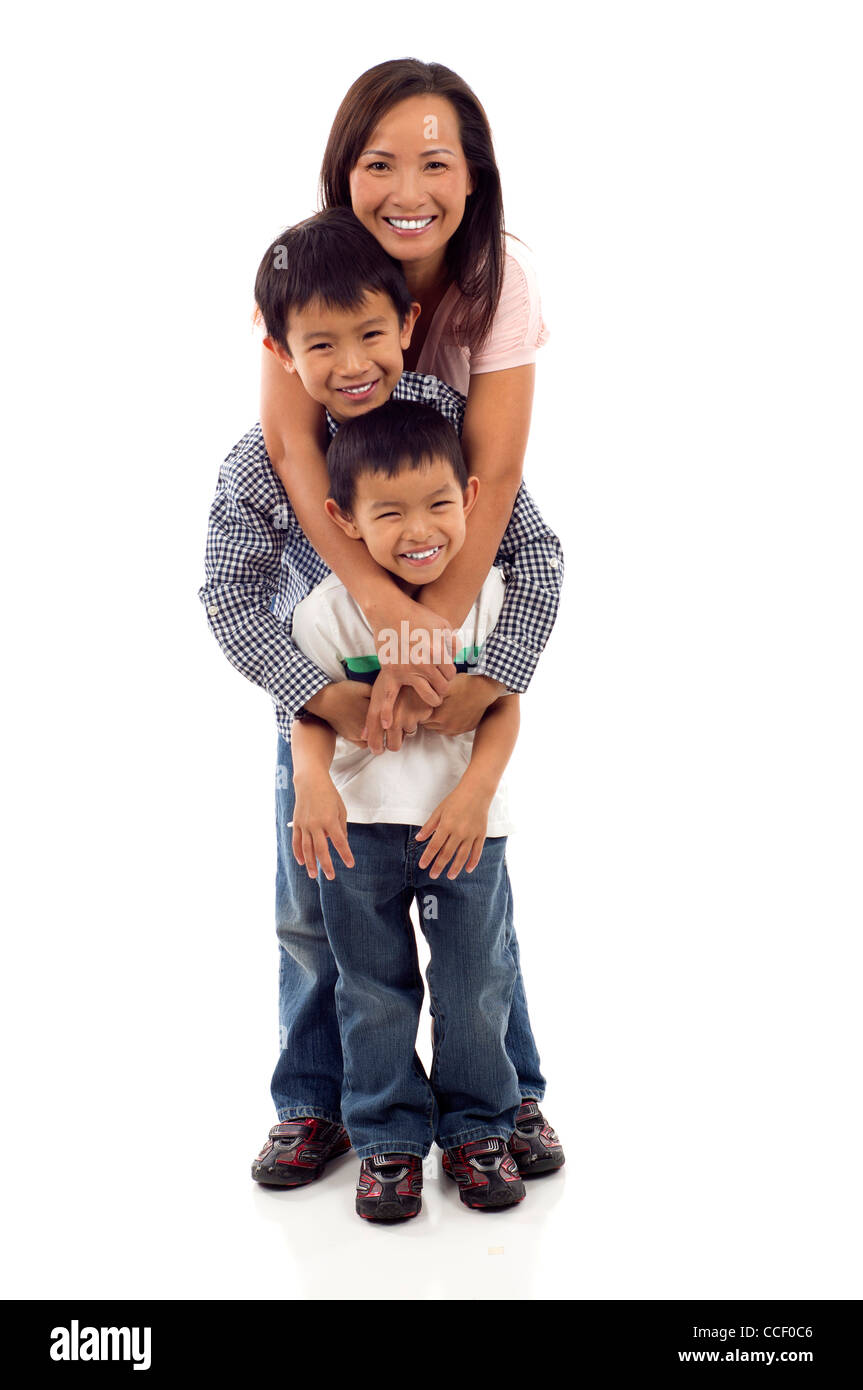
[1,1,861,1300]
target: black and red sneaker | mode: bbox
[442,1137,526,1209]
[507,1101,566,1177]
[251,1118,351,1187]
[355,1154,423,1222]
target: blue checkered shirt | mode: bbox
[199,371,564,742]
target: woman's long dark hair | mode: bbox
[319,58,505,350]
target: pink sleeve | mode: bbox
[468,241,550,376]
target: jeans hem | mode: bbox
[436,1125,513,1151]
[519,1090,546,1104]
[353,1140,430,1161]
[276,1105,343,1125]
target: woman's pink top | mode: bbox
[415,233,549,397]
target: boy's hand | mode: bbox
[363,667,431,754]
[423,674,507,737]
[415,781,491,880]
[364,663,449,753]
[303,682,371,745]
[364,596,458,752]
[291,772,355,881]
[379,686,435,752]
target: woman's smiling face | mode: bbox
[349,95,474,276]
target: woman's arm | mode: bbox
[421,364,535,628]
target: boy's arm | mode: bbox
[198,431,333,718]
[473,481,564,694]
[416,695,520,880]
[461,692,521,793]
[290,715,354,881]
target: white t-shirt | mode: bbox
[291,569,514,835]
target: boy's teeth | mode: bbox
[386,217,433,229]
[403,546,441,560]
[341,382,374,394]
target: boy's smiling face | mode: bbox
[272,290,419,422]
[325,455,479,591]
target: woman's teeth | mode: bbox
[385,217,434,230]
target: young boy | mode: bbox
[292,398,534,1220]
[199,210,564,1195]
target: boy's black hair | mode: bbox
[254,208,414,352]
[327,399,468,513]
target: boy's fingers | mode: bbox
[302,830,318,879]
[385,720,405,751]
[419,827,452,873]
[368,670,401,731]
[364,691,396,753]
[404,672,444,705]
[438,656,457,684]
[291,824,305,867]
[332,826,354,869]
[429,836,458,879]
[363,711,384,754]
[427,645,457,684]
[378,694,397,730]
[313,829,335,882]
[447,842,472,879]
[466,839,484,873]
[417,823,446,864]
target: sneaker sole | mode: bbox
[458,1187,525,1209]
[514,1153,566,1178]
[443,1167,525,1209]
[356,1198,421,1222]
[251,1165,321,1188]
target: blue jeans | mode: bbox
[320,823,521,1156]
[270,736,545,1126]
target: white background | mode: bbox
[1,1,861,1301]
